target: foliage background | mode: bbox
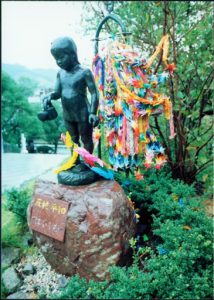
[82,0,213,186]
[2,72,65,153]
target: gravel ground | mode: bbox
[15,249,69,299]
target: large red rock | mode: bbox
[27,180,136,281]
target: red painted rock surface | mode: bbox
[27,180,136,281]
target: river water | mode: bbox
[2,153,68,192]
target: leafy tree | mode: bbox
[24,103,45,142]
[82,1,213,184]
[18,76,38,98]
[2,72,67,153]
[2,72,34,147]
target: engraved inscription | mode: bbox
[30,195,69,242]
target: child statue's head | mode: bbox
[50,37,79,70]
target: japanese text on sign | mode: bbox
[34,198,67,215]
[30,194,69,242]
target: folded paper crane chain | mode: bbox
[92,35,176,177]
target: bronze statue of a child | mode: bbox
[43,37,99,155]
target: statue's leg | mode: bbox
[64,120,80,146]
[64,120,82,165]
[64,121,94,173]
[78,122,93,154]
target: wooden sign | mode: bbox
[30,194,69,242]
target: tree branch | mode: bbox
[154,117,173,164]
[2,109,19,128]
[195,134,213,164]
[187,124,213,146]
[198,71,214,126]
[194,159,213,176]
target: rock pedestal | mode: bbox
[27,180,136,281]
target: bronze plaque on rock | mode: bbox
[30,194,69,242]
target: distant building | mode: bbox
[28,88,54,104]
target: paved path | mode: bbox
[2,153,68,192]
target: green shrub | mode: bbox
[2,181,35,251]
[49,275,88,299]
[4,181,34,222]
[2,207,26,249]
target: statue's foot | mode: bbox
[71,162,90,173]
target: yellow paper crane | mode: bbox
[54,132,79,174]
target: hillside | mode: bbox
[2,63,57,88]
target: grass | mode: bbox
[2,207,26,249]
[2,179,36,250]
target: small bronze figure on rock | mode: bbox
[42,37,99,153]
[38,37,101,184]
